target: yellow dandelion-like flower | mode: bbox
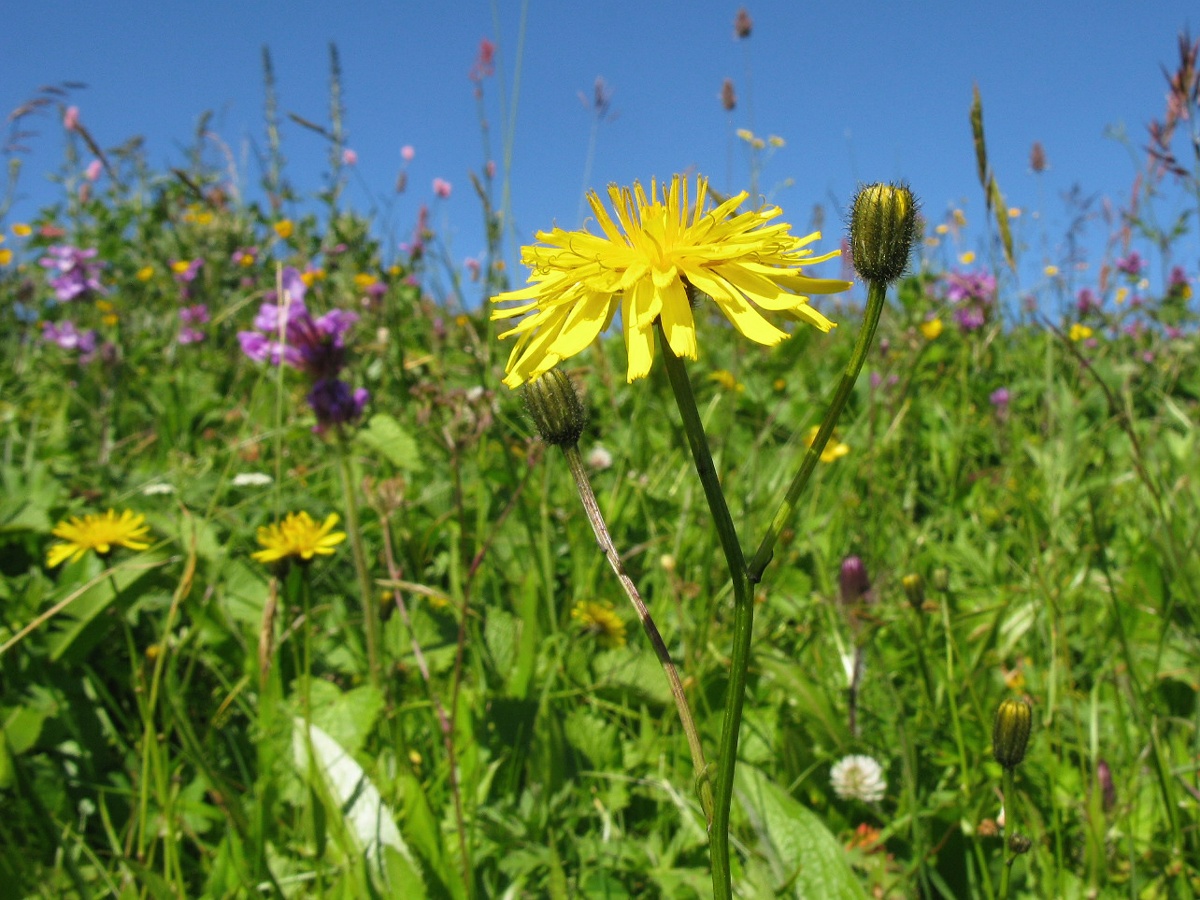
[1115,287,1129,305]
[1008,207,1021,218]
[171,259,194,275]
[12,223,32,237]
[804,425,850,462]
[136,265,155,281]
[354,272,379,290]
[709,369,744,392]
[571,600,627,648]
[273,219,294,240]
[959,251,976,265]
[46,509,152,568]
[735,128,755,142]
[919,317,944,340]
[0,248,12,266]
[1044,264,1060,277]
[935,223,949,235]
[251,511,346,565]
[1068,323,1093,342]
[767,135,785,148]
[491,174,851,387]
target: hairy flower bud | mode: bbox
[849,182,919,285]
[993,696,1033,770]
[901,573,925,609]
[523,368,586,448]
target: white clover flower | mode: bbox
[830,754,887,803]
[232,472,273,487]
[587,444,613,470]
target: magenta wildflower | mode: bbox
[342,148,358,166]
[469,38,496,82]
[1075,288,1100,315]
[989,387,1011,410]
[172,258,204,283]
[85,159,102,182]
[944,269,996,332]
[178,304,209,344]
[63,106,80,131]
[839,557,870,605]
[401,144,415,162]
[42,320,98,361]
[39,245,105,302]
[1116,251,1144,277]
[432,178,452,199]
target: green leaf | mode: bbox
[737,765,869,900]
[355,414,425,472]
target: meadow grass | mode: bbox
[1,28,1199,900]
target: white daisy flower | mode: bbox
[830,754,887,803]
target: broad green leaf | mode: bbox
[356,413,424,472]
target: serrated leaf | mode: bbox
[356,413,424,472]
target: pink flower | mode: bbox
[432,178,452,199]
[465,257,481,281]
[469,38,496,81]
[400,145,415,162]
[63,106,80,131]
[485,160,497,178]
[85,159,103,182]
[342,148,358,166]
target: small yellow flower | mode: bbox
[767,135,785,148]
[708,369,744,392]
[252,512,346,565]
[959,251,976,265]
[952,209,967,228]
[491,174,850,387]
[237,251,256,268]
[571,600,627,648]
[1044,265,1059,277]
[773,377,786,391]
[300,268,325,287]
[273,219,294,240]
[1115,287,1129,305]
[935,223,949,235]
[1008,207,1021,218]
[924,237,940,248]
[387,264,402,277]
[454,314,470,327]
[354,273,377,289]
[0,248,11,266]
[1068,323,1093,342]
[136,265,155,281]
[919,318,944,340]
[12,223,32,237]
[804,425,850,463]
[102,314,119,327]
[735,128,755,142]
[46,509,152,568]
[95,300,114,313]
[751,137,766,150]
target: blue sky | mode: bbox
[2,1,1196,307]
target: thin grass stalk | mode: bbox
[336,440,382,686]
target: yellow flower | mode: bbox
[300,268,325,287]
[136,265,155,281]
[571,600,627,648]
[102,314,119,327]
[935,223,949,235]
[274,219,294,239]
[709,369,745,392]
[12,223,32,237]
[919,318,944,340]
[767,135,785,148]
[354,272,379,289]
[252,512,346,565]
[1068,323,1093,342]
[95,300,114,313]
[0,248,11,266]
[1008,207,1021,218]
[953,209,967,228]
[1044,264,1059,277]
[959,251,976,265]
[491,175,851,387]
[1115,287,1128,305]
[804,425,850,462]
[46,509,151,567]
[735,128,755,142]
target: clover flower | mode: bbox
[492,174,850,387]
[42,320,99,361]
[830,754,887,803]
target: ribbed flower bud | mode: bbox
[839,556,870,605]
[1008,834,1032,855]
[849,182,919,285]
[901,573,925,609]
[992,696,1033,770]
[523,368,586,448]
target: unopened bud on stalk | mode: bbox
[839,556,870,605]
[992,696,1033,770]
[849,182,918,285]
[902,573,925,609]
[1008,834,1032,855]
[523,368,586,448]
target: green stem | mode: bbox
[337,439,382,686]
[658,326,750,900]
[999,766,1018,899]
[562,444,714,826]
[747,279,889,583]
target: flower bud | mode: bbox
[523,368,586,448]
[901,573,925,609]
[839,556,870,605]
[1008,833,1032,855]
[849,182,919,285]
[992,696,1033,770]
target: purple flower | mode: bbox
[989,387,1011,410]
[171,258,204,283]
[838,556,870,605]
[1115,252,1144,277]
[39,245,105,302]
[178,304,209,344]
[944,269,996,333]
[42,320,99,361]
[1075,288,1099,315]
[307,378,369,433]
[1169,266,1188,288]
